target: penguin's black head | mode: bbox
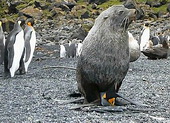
[16,17,25,26]
[26,18,35,26]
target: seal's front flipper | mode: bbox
[70,99,100,110]
[69,103,95,110]
[54,97,84,104]
[89,106,126,113]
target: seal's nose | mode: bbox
[128,9,136,21]
[128,9,136,16]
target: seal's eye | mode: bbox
[118,10,124,15]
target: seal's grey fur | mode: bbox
[76,5,136,104]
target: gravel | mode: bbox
[0,20,170,122]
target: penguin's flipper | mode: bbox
[6,34,16,69]
[24,29,32,62]
[7,46,14,69]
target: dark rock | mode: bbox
[7,1,20,14]
[88,0,108,4]
[20,6,43,19]
[124,0,136,9]
[50,7,64,17]
[53,0,76,11]
[34,1,49,10]
[167,3,170,13]
[91,3,98,9]
[146,0,167,7]
[62,0,77,10]
[124,0,145,20]
[59,4,70,12]
[148,12,158,19]
[160,0,167,5]
[70,26,88,40]
[156,11,164,18]
[1,19,14,32]
[80,11,89,19]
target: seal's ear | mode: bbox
[103,16,108,19]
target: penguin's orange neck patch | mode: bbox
[27,22,32,26]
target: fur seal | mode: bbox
[76,5,136,106]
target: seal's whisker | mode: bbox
[121,16,129,32]
[124,18,129,31]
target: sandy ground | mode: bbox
[0,43,170,123]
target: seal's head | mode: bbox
[94,5,136,32]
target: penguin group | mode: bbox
[139,23,170,60]
[1,19,36,78]
[128,22,170,61]
[59,41,83,58]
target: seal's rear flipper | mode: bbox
[100,91,149,107]
[116,93,149,107]
[54,97,84,104]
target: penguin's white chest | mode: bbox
[60,45,66,58]
[140,28,150,51]
[76,43,83,57]
[10,30,25,77]
[24,30,36,72]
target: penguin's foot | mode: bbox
[3,72,11,79]
[19,71,26,75]
[101,92,116,106]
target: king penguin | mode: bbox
[0,21,5,64]
[59,44,66,58]
[23,19,36,73]
[76,41,83,57]
[4,20,25,77]
[128,31,140,62]
[139,23,150,51]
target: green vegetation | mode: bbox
[98,0,123,9]
[4,14,18,22]
[136,0,147,3]
[151,4,168,13]
[42,10,52,18]
[0,0,169,21]
[82,23,93,32]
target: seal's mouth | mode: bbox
[121,9,136,30]
[128,9,136,22]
